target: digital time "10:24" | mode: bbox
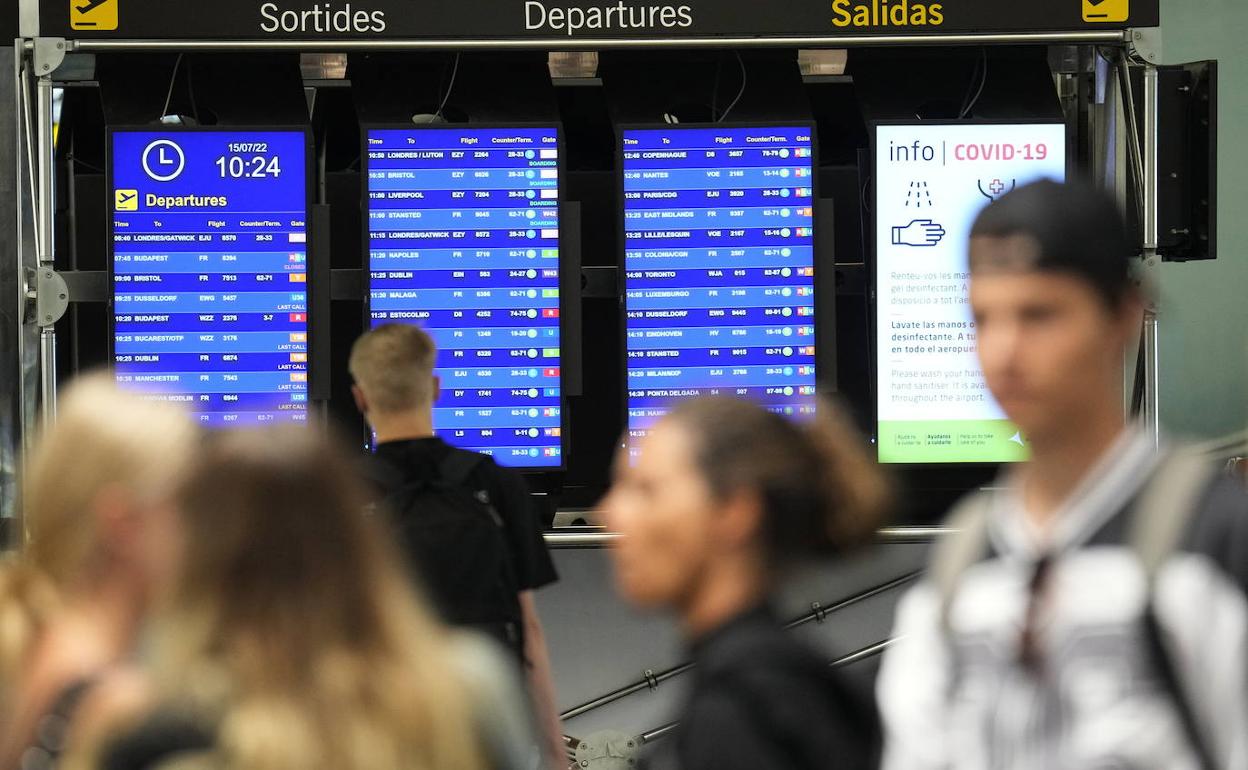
[214,154,282,178]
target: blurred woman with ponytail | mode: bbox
[96,425,539,770]
[0,375,196,770]
[603,396,892,770]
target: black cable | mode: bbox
[187,57,200,124]
[958,48,983,117]
[434,53,462,121]
[160,53,184,119]
[1130,321,1147,415]
[710,55,723,122]
[717,52,747,123]
[959,48,988,119]
[68,154,104,174]
[957,53,978,117]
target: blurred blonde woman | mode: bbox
[96,426,540,770]
[0,375,197,770]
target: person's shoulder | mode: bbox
[62,666,155,770]
[358,449,403,490]
[374,437,451,465]
[688,650,875,769]
[367,440,441,481]
[1194,472,1248,523]
[454,448,510,481]
[446,630,517,680]
[444,630,531,720]
[700,624,846,704]
[444,632,541,770]
[456,450,531,503]
[1183,472,1248,566]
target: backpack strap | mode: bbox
[436,450,502,525]
[360,453,407,495]
[1129,447,1220,770]
[373,451,489,523]
[1129,447,1217,579]
[434,450,522,653]
[437,450,488,490]
[27,676,99,764]
[932,490,994,633]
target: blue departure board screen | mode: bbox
[365,126,563,469]
[110,129,310,427]
[623,125,817,451]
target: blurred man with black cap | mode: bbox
[877,179,1248,770]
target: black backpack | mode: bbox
[377,450,525,660]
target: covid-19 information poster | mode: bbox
[874,122,1066,464]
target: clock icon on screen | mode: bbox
[141,139,186,182]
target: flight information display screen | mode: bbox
[110,129,310,427]
[365,126,563,469]
[622,125,817,452]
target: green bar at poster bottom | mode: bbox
[878,419,1030,464]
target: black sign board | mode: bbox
[42,0,1157,41]
[4,3,17,42]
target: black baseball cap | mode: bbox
[970,179,1136,307]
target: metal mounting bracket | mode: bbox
[811,600,829,624]
[573,730,641,770]
[1128,27,1162,65]
[1137,253,1162,315]
[32,37,68,76]
[24,267,70,327]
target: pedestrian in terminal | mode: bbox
[876,179,1248,769]
[602,395,890,770]
[94,426,541,770]
[0,375,196,770]
[350,323,565,767]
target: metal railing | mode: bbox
[636,637,896,746]
[558,571,920,722]
[545,525,948,550]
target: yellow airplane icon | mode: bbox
[115,189,138,211]
[71,0,118,30]
[1083,0,1128,23]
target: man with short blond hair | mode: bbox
[349,323,438,435]
[351,323,565,768]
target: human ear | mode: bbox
[714,488,766,553]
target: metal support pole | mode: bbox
[34,73,55,427]
[2,46,23,525]
[18,0,39,38]
[1140,64,1160,447]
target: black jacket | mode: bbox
[648,606,878,770]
